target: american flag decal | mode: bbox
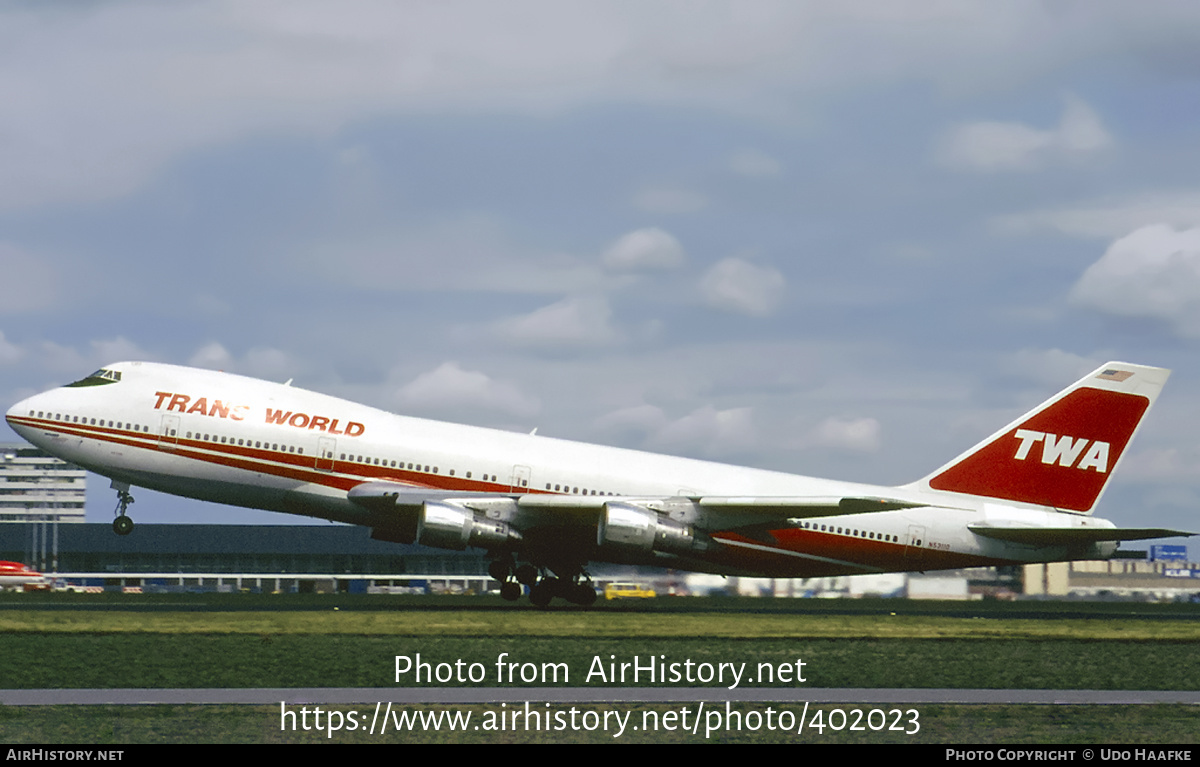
[1096,369,1133,382]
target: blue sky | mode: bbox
[1,2,1198,541]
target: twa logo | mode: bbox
[1012,429,1109,473]
[929,388,1147,511]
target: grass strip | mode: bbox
[1,704,1197,744]
[2,634,1198,690]
[3,609,1200,640]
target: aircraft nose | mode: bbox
[7,394,39,432]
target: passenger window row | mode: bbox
[800,520,897,543]
[185,432,303,455]
[34,411,147,433]
[544,483,615,496]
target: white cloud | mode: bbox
[490,296,620,350]
[699,258,786,316]
[1070,225,1200,337]
[936,95,1112,173]
[601,227,685,271]
[727,148,782,177]
[396,361,539,418]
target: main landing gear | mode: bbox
[488,556,598,608]
[111,481,135,536]
[528,574,598,608]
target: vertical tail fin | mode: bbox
[911,362,1169,513]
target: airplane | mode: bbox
[4,360,1192,606]
[0,561,46,591]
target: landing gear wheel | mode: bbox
[514,563,538,586]
[569,582,598,606]
[529,578,558,608]
[500,581,522,601]
[488,558,511,582]
[111,485,136,537]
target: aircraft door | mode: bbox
[510,464,531,492]
[317,437,336,470]
[157,415,180,450]
[904,524,927,563]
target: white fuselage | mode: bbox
[6,361,1125,578]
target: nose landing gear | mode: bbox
[111,482,135,536]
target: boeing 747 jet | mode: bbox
[5,360,1190,605]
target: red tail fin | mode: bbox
[913,362,1168,513]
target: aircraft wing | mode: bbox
[350,481,924,520]
[692,495,927,516]
[348,481,928,545]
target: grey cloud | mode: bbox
[7,3,1184,211]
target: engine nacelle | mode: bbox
[416,501,521,551]
[597,502,697,556]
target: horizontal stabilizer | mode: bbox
[969,525,1192,545]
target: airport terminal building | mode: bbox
[0,522,498,594]
[0,442,86,524]
[0,522,671,595]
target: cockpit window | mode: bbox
[64,368,123,387]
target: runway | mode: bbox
[4,687,1198,705]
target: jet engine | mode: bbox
[416,501,521,551]
[596,502,700,556]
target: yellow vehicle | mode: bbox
[604,582,656,600]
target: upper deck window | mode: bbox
[65,368,123,387]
